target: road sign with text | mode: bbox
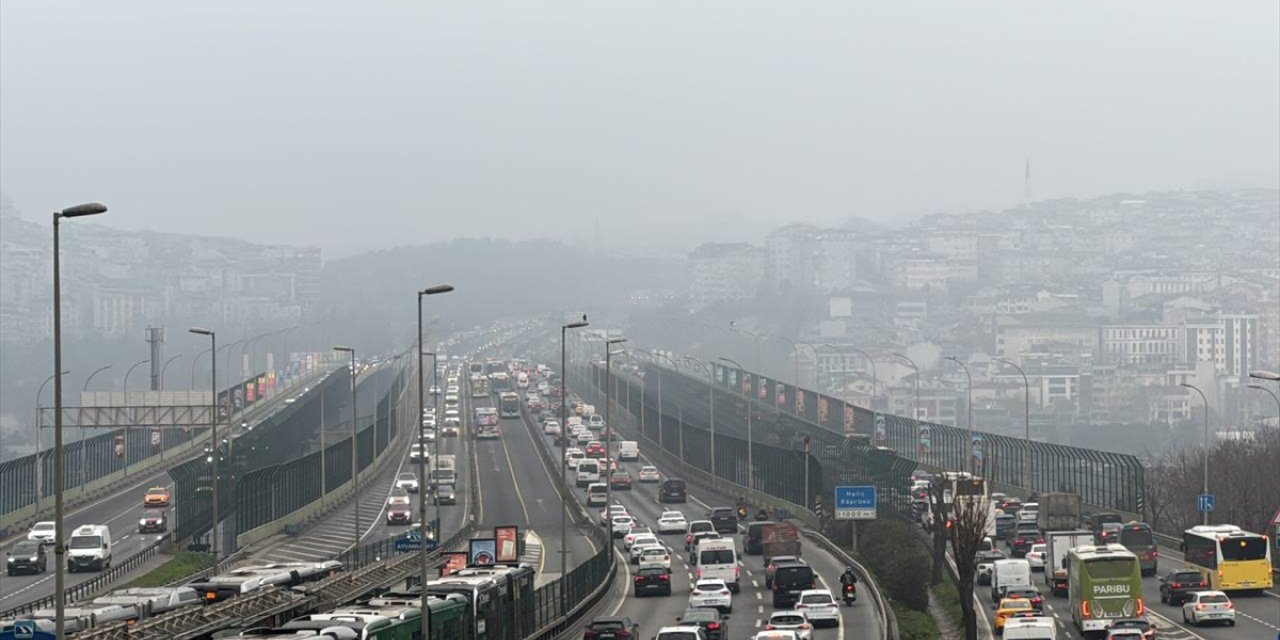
[835,485,877,520]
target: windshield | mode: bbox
[12,542,40,555]
[699,550,735,564]
[1221,537,1268,561]
[69,535,102,549]
[1119,527,1155,547]
[1085,558,1136,579]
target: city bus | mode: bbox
[1182,524,1274,592]
[1116,521,1159,575]
[485,360,506,376]
[427,565,537,640]
[499,392,521,419]
[1068,543,1144,634]
[475,408,501,439]
[491,372,511,394]
[469,362,485,377]
[471,375,490,399]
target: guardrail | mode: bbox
[0,538,170,620]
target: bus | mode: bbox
[475,407,501,439]
[427,565,537,640]
[485,359,506,376]
[1067,543,1144,634]
[499,392,521,419]
[469,362,485,377]
[1182,524,1273,592]
[491,372,511,394]
[471,375,490,399]
[1115,522,1159,576]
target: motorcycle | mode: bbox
[736,505,748,521]
[842,583,857,605]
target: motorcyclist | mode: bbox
[840,566,859,589]
[755,508,770,521]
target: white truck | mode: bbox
[1043,530,1093,597]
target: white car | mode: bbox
[638,466,661,483]
[688,578,733,613]
[394,472,419,493]
[637,544,672,570]
[765,610,813,639]
[1025,543,1047,571]
[656,628,710,640]
[28,521,57,544]
[1182,590,1235,627]
[794,589,840,627]
[625,528,655,550]
[611,516,634,539]
[600,504,629,526]
[543,421,561,436]
[753,632,802,640]
[657,511,688,534]
[628,533,659,556]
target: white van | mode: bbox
[587,414,604,430]
[576,459,601,488]
[67,524,112,572]
[695,537,740,593]
[586,482,608,507]
[517,373,529,389]
[1002,616,1057,639]
[618,441,639,461]
[990,558,1032,602]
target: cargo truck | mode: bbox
[761,523,802,565]
[1036,493,1082,532]
[1044,530,1094,596]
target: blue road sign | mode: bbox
[13,622,35,640]
[834,486,877,520]
[1197,494,1215,513]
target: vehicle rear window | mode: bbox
[1199,594,1229,603]
[1085,558,1136,579]
[639,567,666,577]
[774,566,815,585]
[658,634,698,640]
[1119,527,1154,547]
[772,614,805,624]
[1221,537,1268,561]
[800,593,831,604]
[690,522,713,533]
[699,550,735,564]
[590,621,625,630]
[1170,571,1203,582]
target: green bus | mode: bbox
[1068,543,1145,634]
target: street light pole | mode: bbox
[603,338,626,550]
[189,328,218,561]
[121,359,151,478]
[80,365,112,489]
[823,343,850,399]
[683,356,716,480]
[850,348,878,411]
[1179,383,1212,526]
[160,355,183,391]
[35,371,68,519]
[1246,384,1280,422]
[946,356,974,474]
[416,283,452,638]
[774,335,801,388]
[560,317,588,581]
[333,346,359,550]
[718,356,753,502]
[995,358,1031,490]
[52,202,107,640]
[191,347,212,389]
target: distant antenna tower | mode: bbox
[1024,158,1032,207]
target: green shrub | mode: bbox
[892,602,941,640]
[856,518,931,611]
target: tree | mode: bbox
[927,480,948,586]
[948,494,993,640]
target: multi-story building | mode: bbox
[687,242,766,309]
[1100,324,1182,366]
[890,254,979,292]
[765,225,857,294]
[995,314,1099,359]
[1184,313,1259,378]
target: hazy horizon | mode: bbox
[3,2,1277,256]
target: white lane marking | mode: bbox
[607,545,632,616]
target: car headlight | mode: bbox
[30,556,39,562]
[140,519,149,525]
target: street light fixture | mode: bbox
[945,356,974,474]
[1179,383,1212,526]
[603,338,626,557]
[333,346,359,550]
[1248,370,1280,382]
[416,282,452,638]
[80,365,112,488]
[53,202,107,639]
[188,327,218,560]
[994,358,1031,491]
[717,356,754,502]
[560,316,588,581]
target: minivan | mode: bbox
[576,459,601,488]
[586,482,608,507]
[771,560,816,608]
[618,441,639,461]
[660,479,687,503]
[67,524,112,572]
[744,521,775,555]
[695,538,740,592]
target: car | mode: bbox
[1181,590,1234,627]
[634,565,673,597]
[601,504,628,526]
[1103,630,1146,640]
[586,482,609,507]
[994,597,1036,634]
[544,421,562,436]
[707,507,738,534]
[660,478,688,502]
[1009,523,1042,557]
[794,589,839,627]
[677,608,727,640]
[1108,617,1156,639]
[584,616,640,640]
[771,561,817,608]
[585,442,606,458]
[441,418,460,437]
[654,627,708,640]
[576,431,594,446]
[566,449,586,468]
[609,470,632,490]
[611,516,635,539]
[764,610,813,639]
[765,554,800,589]
[387,504,412,524]
[394,472,420,493]
[433,485,457,505]
[387,487,411,507]
[638,545,672,570]
[657,511,688,534]
[752,632,801,640]
[1158,569,1208,606]
[685,521,716,551]
[1000,585,1044,613]
[1025,543,1046,571]
[28,521,57,544]
[625,528,656,550]
[1096,522,1123,545]
[421,428,436,442]
[137,511,168,533]
[975,550,1005,586]
[144,486,171,508]
[688,578,732,613]
[638,466,661,483]
[6,540,49,575]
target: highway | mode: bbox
[0,365,335,612]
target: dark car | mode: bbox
[633,566,672,596]
[434,486,457,505]
[707,507,738,534]
[770,560,817,608]
[999,585,1044,613]
[609,471,632,490]
[1096,522,1123,545]
[744,520,775,555]
[1158,569,1208,606]
[1085,512,1123,533]
[1010,523,1042,557]
[6,540,48,575]
[765,554,800,589]
[677,608,728,640]
[1109,617,1156,639]
[659,479,687,503]
[138,511,168,534]
[994,514,1016,538]
[583,616,639,640]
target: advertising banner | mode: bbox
[843,404,856,435]
[114,434,125,457]
[494,525,520,563]
[796,389,807,418]
[818,397,829,426]
[469,538,497,566]
[971,435,986,476]
[442,552,468,576]
[151,428,161,448]
[918,424,931,456]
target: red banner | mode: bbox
[441,552,468,576]
[494,526,520,563]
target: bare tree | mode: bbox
[948,494,993,640]
[928,480,948,585]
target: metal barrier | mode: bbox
[0,535,172,620]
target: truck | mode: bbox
[761,523,802,565]
[1043,530,1094,596]
[1036,493,1082,532]
[436,454,457,472]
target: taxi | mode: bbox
[994,597,1036,634]
[144,486,171,508]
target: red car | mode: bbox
[585,443,606,459]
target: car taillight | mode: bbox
[1136,598,1144,616]
[735,566,740,577]
[1080,601,1091,618]
[585,631,600,638]
[720,589,729,595]
[692,589,702,596]
[616,631,631,638]
[660,574,670,581]
[634,576,643,583]
[706,622,720,630]
[1196,603,1205,611]
[1226,602,1234,609]
[696,568,702,578]
[766,625,776,630]
[1171,582,1181,588]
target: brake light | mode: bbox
[1171,582,1181,588]
[1196,603,1205,611]
[1081,601,1091,618]
[766,625,776,630]
[660,574,670,581]
[616,631,631,638]
[706,622,720,630]
[1136,597,1144,616]
[634,576,644,583]
[585,631,600,638]
[720,589,729,595]
[696,568,702,578]
[735,566,740,577]
[1226,602,1234,609]
[800,623,810,629]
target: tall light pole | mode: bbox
[189,328,218,560]
[634,349,671,450]
[333,346,359,549]
[727,322,763,381]
[123,359,151,403]
[35,371,69,519]
[849,348,878,411]
[773,335,802,388]
[946,356,974,474]
[160,355,183,391]
[191,347,212,389]
[52,201,107,640]
[1179,383,1212,526]
[121,359,151,478]
[416,280,453,638]
[603,338,627,549]
[560,317,588,580]
[823,343,850,398]
[683,356,716,480]
[80,365,112,488]
[718,356,753,502]
[892,352,920,421]
[1247,384,1280,422]
[995,358,1031,490]
[241,332,271,414]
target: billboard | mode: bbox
[442,552,468,576]
[469,538,497,566]
[494,526,520,563]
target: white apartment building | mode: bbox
[1100,324,1182,366]
[891,255,979,291]
[1184,313,1259,378]
[765,225,857,294]
[687,242,766,309]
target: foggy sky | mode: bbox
[2,1,1277,256]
